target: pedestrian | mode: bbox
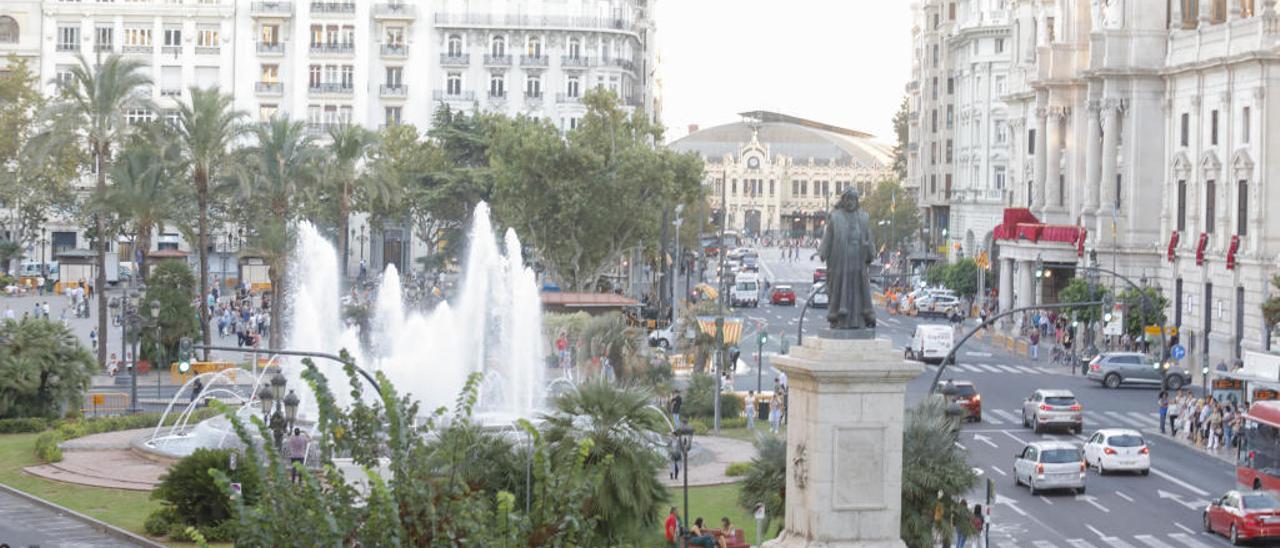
[191,378,204,405]
[668,431,682,480]
[955,498,969,548]
[670,389,683,430]
[687,517,716,548]
[745,390,756,430]
[768,391,782,433]
[42,301,50,319]
[287,428,310,484]
[89,328,97,350]
[1168,391,1182,436]
[1029,328,1040,361]
[664,507,680,547]
[971,503,985,547]
[1158,391,1169,434]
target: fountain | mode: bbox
[142,203,550,457]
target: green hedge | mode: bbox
[34,431,63,463]
[683,374,743,420]
[0,417,50,433]
[0,409,222,438]
[725,462,751,477]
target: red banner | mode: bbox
[1195,233,1209,266]
[1167,230,1180,263]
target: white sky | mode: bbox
[657,0,912,145]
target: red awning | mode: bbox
[1167,231,1180,263]
[993,209,1083,246]
[1227,235,1240,270]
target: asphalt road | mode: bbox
[723,246,1238,547]
[0,489,138,547]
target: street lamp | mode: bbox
[150,300,162,398]
[675,426,694,533]
[259,368,299,451]
[109,289,152,414]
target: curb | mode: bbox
[1147,430,1235,465]
[0,482,167,548]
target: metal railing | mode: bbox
[556,93,581,104]
[162,45,182,55]
[373,3,416,17]
[433,90,475,101]
[484,54,512,65]
[255,82,283,94]
[160,88,182,97]
[434,13,639,34]
[520,55,549,67]
[309,83,353,94]
[608,58,636,72]
[195,46,220,55]
[257,42,285,54]
[381,44,408,56]
[251,1,293,15]
[123,45,153,54]
[440,53,470,65]
[561,55,592,67]
[380,84,407,97]
[310,43,354,55]
[310,2,355,14]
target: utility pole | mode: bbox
[714,164,728,435]
[672,206,684,351]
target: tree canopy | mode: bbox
[863,179,919,254]
[0,318,96,419]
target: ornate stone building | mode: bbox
[669,111,893,238]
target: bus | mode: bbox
[1238,401,1280,491]
[701,231,741,257]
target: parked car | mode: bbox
[905,324,954,364]
[1204,490,1280,545]
[770,285,796,306]
[937,380,981,422]
[648,324,677,349]
[1086,352,1191,390]
[1021,389,1084,434]
[1082,428,1150,475]
[813,267,827,283]
[1012,441,1086,495]
[731,275,760,308]
[809,282,829,308]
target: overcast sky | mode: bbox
[656,0,912,144]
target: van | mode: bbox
[905,324,954,364]
[731,274,760,308]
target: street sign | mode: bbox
[1144,325,1163,336]
[1104,305,1124,336]
[1171,344,1186,361]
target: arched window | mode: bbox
[526,36,542,58]
[567,37,581,59]
[447,34,463,56]
[491,35,506,57]
[0,16,18,44]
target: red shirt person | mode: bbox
[664,507,679,545]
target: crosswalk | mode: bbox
[981,408,1162,430]
[994,532,1220,548]
[935,362,1068,375]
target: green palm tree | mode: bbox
[175,87,246,359]
[239,116,319,348]
[541,379,669,543]
[99,133,179,282]
[321,124,376,274]
[901,396,977,548]
[738,433,785,539]
[34,53,151,366]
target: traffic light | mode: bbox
[1034,258,1045,279]
[758,332,768,346]
[1103,311,1114,323]
[178,337,193,373]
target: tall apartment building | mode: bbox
[908,1,957,260]
[1,0,658,278]
[908,0,1280,371]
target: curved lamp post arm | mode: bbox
[195,344,381,393]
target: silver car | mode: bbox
[1022,389,1084,434]
[1013,441,1086,495]
[1086,352,1191,390]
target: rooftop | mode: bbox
[668,111,893,169]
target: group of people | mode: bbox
[213,285,270,348]
[663,507,738,548]
[1160,390,1241,451]
[948,500,986,548]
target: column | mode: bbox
[998,258,1014,314]
[1033,107,1048,213]
[1099,101,1119,217]
[1044,108,1063,212]
[1084,100,1102,219]
[1015,259,1035,311]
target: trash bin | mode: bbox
[757,400,769,420]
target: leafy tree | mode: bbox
[175,87,246,360]
[152,448,260,529]
[32,53,151,366]
[1056,277,1109,324]
[901,396,977,548]
[542,379,669,543]
[863,179,919,254]
[366,124,452,270]
[419,107,500,267]
[140,260,199,364]
[923,259,980,297]
[1119,286,1169,338]
[99,124,182,282]
[738,433,785,538]
[891,96,910,181]
[311,124,378,272]
[1263,276,1280,330]
[0,318,96,419]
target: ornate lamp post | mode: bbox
[676,426,694,533]
[109,288,151,414]
[258,368,300,451]
[149,300,162,399]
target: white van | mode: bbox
[731,274,760,308]
[905,324,954,364]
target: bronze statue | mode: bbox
[818,187,876,330]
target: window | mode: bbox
[525,75,541,97]
[259,104,277,122]
[324,64,338,85]
[1211,110,1219,145]
[1242,107,1251,144]
[385,106,401,126]
[1206,180,1216,233]
[1238,180,1248,235]
[447,72,462,95]
[1046,17,1056,42]
[947,77,954,95]
[163,28,181,47]
[125,108,153,126]
[385,66,402,87]
[197,27,219,49]
[1177,180,1187,232]
[567,77,580,98]
[568,38,581,59]
[931,77,937,100]
[995,121,1008,144]
[932,44,939,68]
[946,140,953,164]
[1028,128,1036,154]
[0,16,17,44]
[385,26,404,47]
[995,75,1007,96]
[340,25,354,47]
[949,2,956,20]
[489,74,505,97]
[260,64,278,83]
[769,180,775,195]
[324,25,338,46]
[341,65,353,88]
[801,181,808,195]
[58,26,80,51]
[260,24,279,45]
[1180,113,1189,147]
[527,36,542,57]
[995,38,1005,53]
[123,27,151,47]
[930,175,937,194]
[731,180,737,194]
[95,26,113,52]
[308,65,321,87]
[491,35,506,57]
[1115,174,1122,209]
[931,110,938,133]
[946,105,954,129]
[307,105,321,125]
[55,66,74,88]
[447,34,462,56]
[994,166,1006,190]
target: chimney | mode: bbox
[687,123,699,135]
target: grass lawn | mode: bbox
[647,483,780,547]
[0,432,160,536]
[712,424,784,444]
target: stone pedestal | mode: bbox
[762,335,921,548]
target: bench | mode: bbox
[712,528,748,548]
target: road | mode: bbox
[0,488,138,547]
[720,245,1237,547]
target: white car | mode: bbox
[809,282,829,308]
[648,324,677,349]
[1082,428,1150,475]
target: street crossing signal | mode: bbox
[178,337,193,373]
[758,332,768,346]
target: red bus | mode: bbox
[1238,401,1280,491]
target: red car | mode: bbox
[813,267,827,283]
[937,380,981,422]
[770,285,796,305]
[1204,490,1280,545]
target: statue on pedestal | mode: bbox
[818,187,876,330]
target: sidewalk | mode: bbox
[659,435,755,488]
[1148,428,1236,465]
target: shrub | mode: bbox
[724,462,751,477]
[0,417,49,433]
[719,417,747,429]
[683,374,741,420]
[687,419,709,435]
[34,431,63,463]
[153,448,260,528]
[166,523,195,542]
[0,319,96,419]
[144,506,179,537]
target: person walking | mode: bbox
[745,391,756,430]
[664,507,680,547]
[1029,328,1040,361]
[670,390,683,430]
[1158,391,1170,434]
[287,428,310,484]
[768,391,782,433]
[668,431,682,480]
[955,498,969,548]
[971,504,985,548]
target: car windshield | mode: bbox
[1242,494,1280,509]
[775,286,792,292]
[952,385,977,396]
[1107,435,1144,447]
[1044,397,1076,406]
[1041,449,1081,463]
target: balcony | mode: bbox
[489,90,507,100]
[162,45,182,56]
[484,54,512,66]
[556,93,581,104]
[250,1,293,16]
[310,2,355,15]
[440,53,470,66]
[56,43,78,52]
[520,55,548,67]
[524,91,543,106]
[373,3,416,19]
[307,122,341,134]
[160,88,182,98]
[195,46,220,56]
[311,43,354,55]
[95,44,115,53]
[381,44,408,57]
[123,45,153,55]
[606,58,636,72]
[257,42,285,55]
[434,13,640,36]
[433,90,475,102]
[380,84,407,98]
[309,83,354,95]
[561,55,592,68]
[255,82,283,95]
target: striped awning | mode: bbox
[696,316,744,346]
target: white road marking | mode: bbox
[994,493,1027,517]
[1133,534,1176,548]
[971,433,999,448]
[999,429,1031,445]
[955,442,967,450]
[997,542,1020,548]
[983,414,1004,425]
[978,364,1003,373]
[1115,490,1134,503]
[1167,532,1213,547]
[1032,541,1061,548]
[989,465,1007,476]
[1076,494,1110,513]
[991,409,1024,425]
[1105,411,1148,428]
[1038,495,1054,505]
[996,365,1023,374]
[1034,367,1058,375]
[1127,412,1161,427]
[966,351,994,357]
[1014,366,1040,374]
[1066,539,1100,548]
[1150,467,1210,496]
